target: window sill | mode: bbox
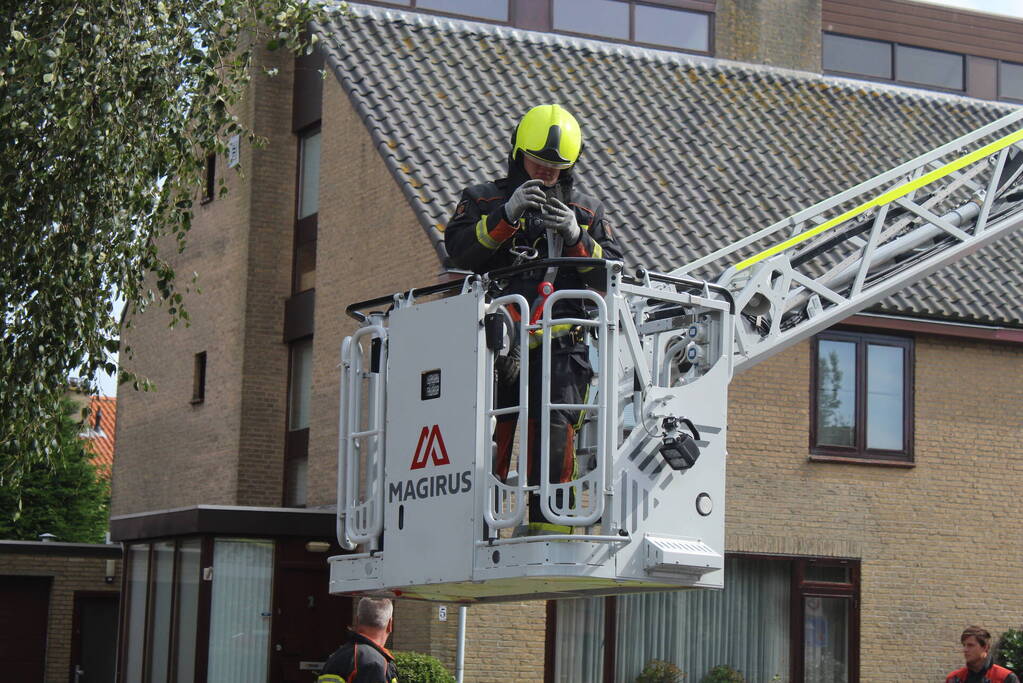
[808,454,914,468]
[190,397,205,406]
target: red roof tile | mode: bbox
[83,396,116,476]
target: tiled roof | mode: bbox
[83,396,116,475]
[317,5,1023,328]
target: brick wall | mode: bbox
[716,0,823,72]
[727,334,1023,680]
[113,47,293,515]
[391,600,548,683]
[0,548,121,683]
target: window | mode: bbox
[549,556,860,682]
[822,34,892,79]
[285,338,313,507]
[634,5,709,53]
[1000,61,1023,102]
[417,0,508,22]
[554,0,629,40]
[202,154,215,204]
[297,130,321,220]
[294,128,320,293]
[812,331,913,463]
[895,44,963,91]
[192,352,206,404]
[120,539,204,683]
[207,539,274,683]
[823,34,965,93]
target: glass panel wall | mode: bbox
[124,543,151,683]
[175,539,202,683]
[148,541,176,683]
[207,538,274,683]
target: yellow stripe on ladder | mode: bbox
[734,127,1023,271]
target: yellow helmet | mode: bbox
[511,105,583,170]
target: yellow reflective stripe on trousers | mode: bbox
[317,675,343,683]
[734,126,1023,271]
[475,215,501,250]
[528,323,576,349]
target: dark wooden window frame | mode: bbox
[543,554,861,683]
[810,329,915,465]
[822,32,966,94]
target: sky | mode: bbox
[916,0,1023,18]
[89,0,1023,398]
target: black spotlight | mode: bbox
[658,417,702,471]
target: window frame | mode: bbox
[810,329,915,465]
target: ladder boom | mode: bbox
[672,109,1023,373]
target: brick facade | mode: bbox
[113,49,294,516]
[727,336,1023,679]
[0,544,121,683]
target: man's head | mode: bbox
[511,104,583,187]
[356,597,394,645]
[961,626,992,670]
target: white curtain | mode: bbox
[554,597,605,682]
[614,558,791,683]
[207,539,274,683]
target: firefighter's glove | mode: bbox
[543,198,582,246]
[504,179,547,225]
[495,341,520,386]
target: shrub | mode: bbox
[636,659,685,683]
[392,651,455,683]
[701,665,746,683]
[996,628,1023,674]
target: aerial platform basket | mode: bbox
[331,259,733,603]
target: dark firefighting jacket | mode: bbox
[318,632,398,683]
[444,162,623,312]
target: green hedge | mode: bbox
[996,628,1023,674]
[392,651,455,683]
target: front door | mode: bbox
[70,592,120,683]
[270,540,352,683]
[0,575,51,682]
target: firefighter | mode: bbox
[444,104,623,531]
[318,598,399,683]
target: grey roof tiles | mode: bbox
[316,4,1023,328]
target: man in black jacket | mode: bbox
[445,104,623,531]
[319,598,398,683]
